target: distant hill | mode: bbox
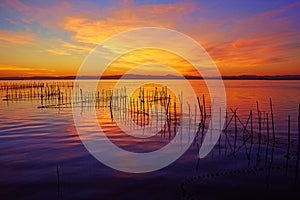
[221,75,300,80]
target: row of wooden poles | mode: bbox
[76,85,300,169]
[0,81,209,139]
[195,101,300,183]
[0,81,114,109]
[56,100,300,198]
[1,82,299,159]
[214,99,299,158]
[108,87,203,138]
[183,103,300,199]
[1,81,75,103]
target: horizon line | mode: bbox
[0,74,300,80]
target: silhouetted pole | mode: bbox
[265,113,270,167]
[285,115,291,176]
[270,98,275,144]
[56,165,60,197]
[233,109,237,157]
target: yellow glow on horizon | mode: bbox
[103,48,200,77]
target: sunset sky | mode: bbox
[0,0,299,77]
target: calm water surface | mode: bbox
[0,80,299,199]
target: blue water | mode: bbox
[0,80,299,199]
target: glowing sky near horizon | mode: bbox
[0,0,299,77]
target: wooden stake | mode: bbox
[56,165,60,197]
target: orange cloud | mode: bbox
[63,3,196,45]
[0,65,55,77]
[0,65,36,71]
[43,38,93,56]
[0,30,36,45]
[44,48,71,56]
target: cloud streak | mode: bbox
[63,2,196,45]
[0,30,36,46]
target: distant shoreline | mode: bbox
[0,75,300,80]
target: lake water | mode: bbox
[0,80,299,199]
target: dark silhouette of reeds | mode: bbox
[1,81,74,104]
